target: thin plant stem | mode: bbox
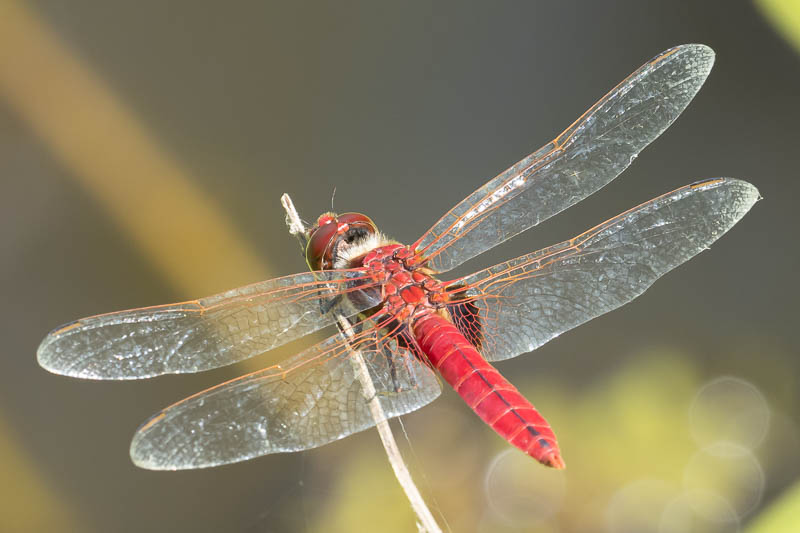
[280,193,442,533]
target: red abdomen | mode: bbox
[413,312,564,469]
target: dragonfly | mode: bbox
[38,44,758,470]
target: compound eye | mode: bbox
[305,212,378,271]
[336,213,377,234]
[305,217,338,270]
[336,212,375,226]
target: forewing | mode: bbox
[449,179,758,362]
[130,317,441,470]
[38,269,378,379]
[415,44,715,272]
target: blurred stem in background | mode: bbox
[0,1,270,296]
[757,0,800,53]
[746,480,800,533]
[0,417,85,531]
[0,2,273,531]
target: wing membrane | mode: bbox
[130,316,441,469]
[450,179,758,362]
[415,44,715,272]
[37,270,378,379]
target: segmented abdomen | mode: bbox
[413,312,564,468]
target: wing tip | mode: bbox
[655,43,715,93]
[669,43,715,67]
[36,334,75,378]
[690,177,761,208]
[36,338,144,380]
[129,453,169,471]
[130,423,169,471]
[36,320,171,380]
[130,436,179,471]
[37,321,92,378]
[130,429,235,471]
[130,411,202,471]
[686,178,761,238]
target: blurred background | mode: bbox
[1,1,798,532]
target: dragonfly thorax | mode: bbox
[359,244,449,322]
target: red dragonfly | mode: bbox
[38,45,758,470]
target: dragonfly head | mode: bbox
[305,212,379,270]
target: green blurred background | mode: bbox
[2,1,799,532]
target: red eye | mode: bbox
[335,213,375,227]
[305,216,338,271]
[305,212,377,270]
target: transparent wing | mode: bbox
[449,179,759,362]
[130,315,442,470]
[414,44,715,272]
[37,269,380,380]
